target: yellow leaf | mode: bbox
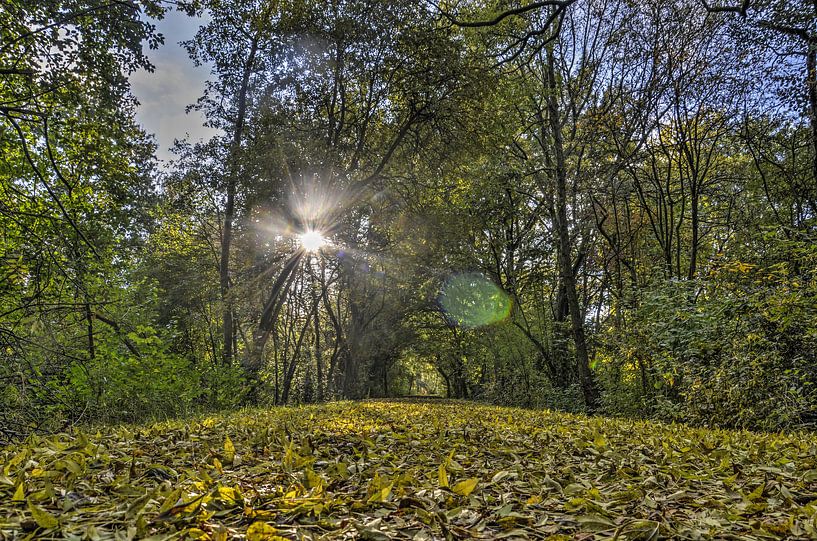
[217,486,240,504]
[158,488,182,515]
[224,436,236,465]
[185,528,210,540]
[213,457,223,474]
[438,463,449,488]
[305,468,323,491]
[246,521,287,541]
[367,482,393,503]
[212,525,229,541]
[12,482,24,502]
[245,506,277,519]
[746,482,765,502]
[452,478,479,497]
[27,499,59,529]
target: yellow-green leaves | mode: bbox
[304,468,324,492]
[367,483,393,503]
[367,473,393,503]
[158,487,182,515]
[28,499,59,529]
[452,477,479,496]
[0,400,815,540]
[246,521,287,541]
[12,482,24,502]
[745,482,766,502]
[223,435,236,465]
[438,463,449,488]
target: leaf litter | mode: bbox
[1,400,817,540]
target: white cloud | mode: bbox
[130,11,220,163]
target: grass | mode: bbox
[1,400,817,540]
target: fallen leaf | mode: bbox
[452,478,478,496]
[27,499,58,530]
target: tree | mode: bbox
[0,0,165,435]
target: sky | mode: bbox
[130,11,219,163]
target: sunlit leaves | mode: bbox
[451,477,478,496]
[223,435,236,465]
[2,400,817,539]
[27,500,59,530]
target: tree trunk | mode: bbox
[382,359,389,397]
[245,250,304,376]
[807,41,817,197]
[437,362,451,398]
[281,306,315,404]
[221,36,259,365]
[545,47,598,410]
[84,297,95,361]
[688,186,699,280]
[314,277,324,401]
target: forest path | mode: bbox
[1,400,816,540]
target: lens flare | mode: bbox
[438,273,512,328]
[299,230,326,252]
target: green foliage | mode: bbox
[62,329,246,424]
[599,237,817,431]
[3,0,817,438]
[0,0,165,438]
[680,242,817,429]
[439,273,512,328]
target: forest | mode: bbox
[4,0,817,435]
[2,0,817,538]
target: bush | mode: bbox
[599,239,817,430]
[63,327,245,424]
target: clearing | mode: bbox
[1,400,817,540]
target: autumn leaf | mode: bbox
[27,499,59,530]
[12,482,24,502]
[368,483,393,503]
[438,463,449,488]
[246,521,288,541]
[223,435,236,465]
[0,400,814,540]
[452,478,478,496]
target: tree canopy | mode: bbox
[1,0,816,439]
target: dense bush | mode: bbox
[65,330,246,424]
[0,328,245,440]
[597,240,817,431]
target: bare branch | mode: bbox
[758,21,813,42]
[700,1,750,16]
[92,312,141,357]
[0,68,35,75]
[434,0,577,28]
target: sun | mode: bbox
[298,230,327,252]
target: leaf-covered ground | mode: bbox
[2,401,817,540]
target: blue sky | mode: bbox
[131,11,219,163]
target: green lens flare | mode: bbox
[439,273,512,328]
